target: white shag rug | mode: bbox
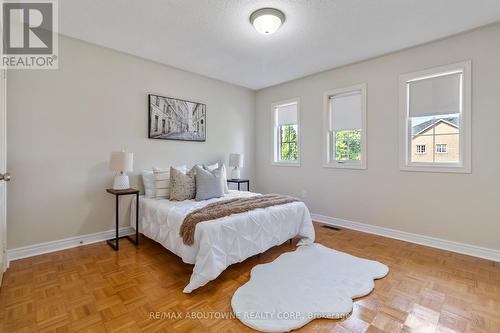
[231,243,389,333]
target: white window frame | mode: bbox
[416,145,426,154]
[436,144,448,154]
[399,61,471,173]
[323,83,367,170]
[271,98,301,167]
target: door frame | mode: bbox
[0,69,7,282]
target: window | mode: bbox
[416,145,426,154]
[323,84,367,169]
[279,125,297,161]
[272,99,300,165]
[399,61,471,173]
[436,144,447,153]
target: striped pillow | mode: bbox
[152,165,187,198]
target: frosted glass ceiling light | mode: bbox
[250,8,285,35]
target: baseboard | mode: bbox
[7,216,500,264]
[7,226,135,263]
[312,213,500,262]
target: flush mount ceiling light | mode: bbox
[250,8,285,35]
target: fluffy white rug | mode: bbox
[231,243,388,332]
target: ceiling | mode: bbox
[59,0,500,90]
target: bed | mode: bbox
[130,190,315,293]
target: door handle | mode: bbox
[0,172,11,182]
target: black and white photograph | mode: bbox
[148,94,206,141]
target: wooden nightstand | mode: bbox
[227,179,250,191]
[106,188,140,250]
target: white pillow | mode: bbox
[141,170,155,198]
[153,165,187,198]
[205,162,219,171]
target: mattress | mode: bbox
[130,190,315,293]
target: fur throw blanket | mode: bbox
[179,194,299,245]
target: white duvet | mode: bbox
[130,190,315,293]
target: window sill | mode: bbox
[323,162,366,170]
[271,161,301,167]
[400,164,471,174]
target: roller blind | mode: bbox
[409,72,461,117]
[276,103,297,126]
[330,91,362,131]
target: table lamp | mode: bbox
[109,151,133,190]
[229,153,243,180]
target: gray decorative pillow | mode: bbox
[203,163,229,193]
[169,166,196,201]
[195,165,225,201]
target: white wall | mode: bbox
[7,36,255,249]
[255,23,500,251]
[7,24,500,253]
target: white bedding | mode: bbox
[130,190,315,293]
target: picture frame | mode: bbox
[148,94,206,142]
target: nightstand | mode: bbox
[106,188,140,250]
[227,179,250,191]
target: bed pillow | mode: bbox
[204,162,219,171]
[170,166,196,201]
[153,165,187,198]
[141,170,156,198]
[195,165,225,201]
[196,162,218,173]
[203,163,229,194]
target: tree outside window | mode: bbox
[280,125,298,161]
[334,130,361,161]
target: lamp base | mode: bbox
[113,173,130,190]
[231,167,241,180]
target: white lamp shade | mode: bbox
[250,8,285,35]
[229,153,243,168]
[109,151,133,172]
[253,14,282,34]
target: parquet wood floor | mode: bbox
[0,222,499,332]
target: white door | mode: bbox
[0,69,8,284]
